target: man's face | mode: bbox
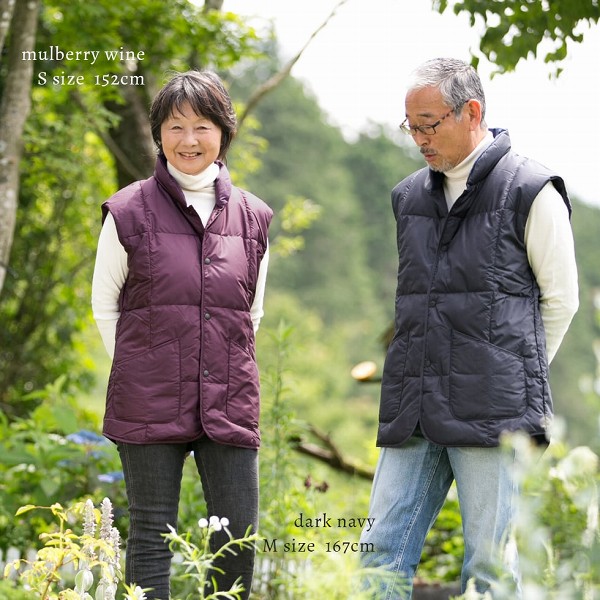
[404,86,476,173]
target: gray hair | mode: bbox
[408,58,487,129]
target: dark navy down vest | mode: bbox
[378,129,570,448]
[101,157,272,448]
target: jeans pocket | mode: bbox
[449,330,526,421]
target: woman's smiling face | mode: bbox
[160,100,222,175]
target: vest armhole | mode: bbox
[393,171,421,216]
[238,189,256,242]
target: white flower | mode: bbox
[83,499,96,537]
[583,494,599,547]
[199,515,228,530]
[95,582,107,600]
[100,497,115,540]
[129,586,148,600]
[554,446,599,496]
[74,568,94,592]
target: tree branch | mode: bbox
[237,0,351,127]
[291,424,375,481]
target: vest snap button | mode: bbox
[203,369,209,376]
[204,312,211,320]
[204,257,211,264]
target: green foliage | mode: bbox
[237,74,385,331]
[269,196,322,258]
[254,322,320,596]
[0,382,125,557]
[0,89,114,417]
[451,431,600,599]
[37,0,263,87]
[253,323,393,598]
[515,437,600,596]
[4,498,259,600]
[228,111,269,189]
[0,579,37,599]
[258,291,380,459]
[434,0,600,75]
[343,127,422,304]
[550,201,600,448]
[4,499,125,600]
[167,518,259,600]
[0,0,268,419]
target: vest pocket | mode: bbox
[449,330,526,420]
[379,331,409,423]
[110,339,181,423]
[227,339,260,430]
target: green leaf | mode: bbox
[15,504,38,516]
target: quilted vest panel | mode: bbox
[101,159,272,448]
[378,129,570,448]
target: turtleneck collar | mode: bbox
[445,131,494,184]
[166,161,220,192]
[440,131,493,210]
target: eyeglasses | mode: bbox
[399,108,456,136]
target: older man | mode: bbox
[360,57,578,598]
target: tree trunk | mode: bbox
[98,0,225,188]
[102,79,156,189]
[0,0,16,55]
[0,0,40,296]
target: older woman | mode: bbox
[92,70,272,600]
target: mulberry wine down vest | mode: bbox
[102,157,272,449]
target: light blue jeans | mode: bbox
[360,435,520,599]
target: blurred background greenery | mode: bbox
[1,1,599,597]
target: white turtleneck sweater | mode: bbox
[91,162,270,359]
[443,132,578,362]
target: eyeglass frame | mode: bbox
[399,101,469,136]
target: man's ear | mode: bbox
[465,99,483,131]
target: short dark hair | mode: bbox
[149,70,237,160]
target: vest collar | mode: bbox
[424,128,512,193]
[214,161,233,208]
[468,128,511,185]
[155,153,186,209]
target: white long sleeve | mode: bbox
[91,212,127,358]
[91,163,270,359]
[524,182,579,362]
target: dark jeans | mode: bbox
[117,437,259,600]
